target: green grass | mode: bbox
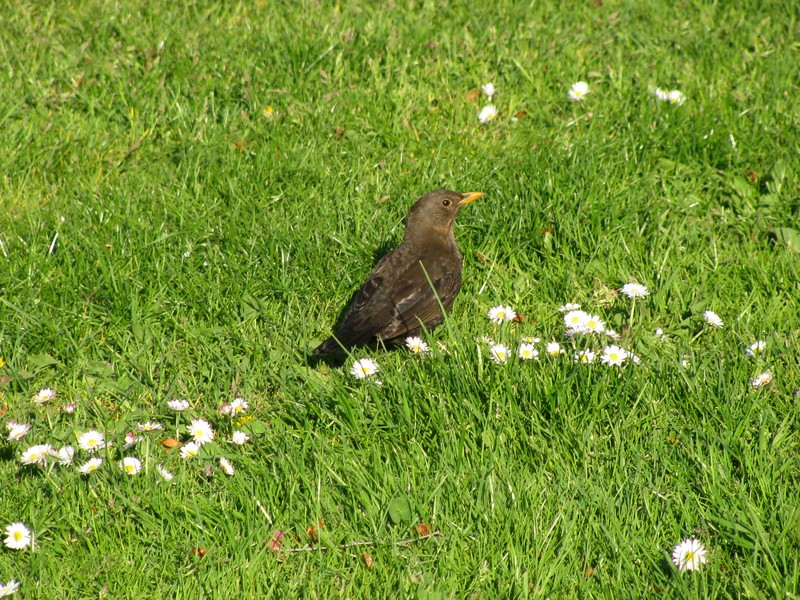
[1,0,800,597]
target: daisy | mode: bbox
[478,335,495,345]
[123,432,140,449]
[230,397,248,415]
[78,457,103,475]
[489,344,510,364]
[630,352,642,365]
[405,336,430,354]
[487,305,516,324]
[32,388,56,404]
[20,444,52,466]
[6,422,31,442]
[156,465,174,482]
[605,329,621,340]
[230,430,250,445]
[187,419,214,445]
[703,311,724,328]
[545,341,564,357]
[350,358,379,379]
[652,87,669,102]
[0,580,20,596]
[78,430,105,454]
[180,441,201,459]
[219,457,235,476]
[671,538,707,572]
[3,523,31,550]
[120,457,142,475]
[654,328,666,339]
[574,349,596,364]
[601,345,628,366]
[667,90,685,105]
[564,310,589,332]
[51,446,75,466]
[167,399,190,411]
[750,370,773,390]
[478,105,498,124]
[568,81,590,101]
[583,314,605,334]
[481,83,495,100]
[620,283,649,299]
[518,343,539,360]
[745,340,766,357]
[136,421,164,432]
[558,302,581,312]
[520,336,540,344]
[62,403,76,414]
[219,403,232,415]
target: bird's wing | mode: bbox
[332,251,461,347]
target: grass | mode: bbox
[1,0,799,597]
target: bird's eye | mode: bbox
[442,199,451,207]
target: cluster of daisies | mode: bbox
[2,393,258,595]
[7,393,251,479]
[350,282,773,392]
[476,80,685,124]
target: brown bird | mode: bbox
[313,189,483,355]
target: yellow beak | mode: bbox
[459,191,485,205]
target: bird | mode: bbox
[312,188,483,355]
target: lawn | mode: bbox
[1,0,799,597]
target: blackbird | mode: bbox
[313,189,483,355]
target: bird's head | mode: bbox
[404,189,484,240]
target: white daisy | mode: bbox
[518,343,539,360]
[62,403,76,413]
[405,336,430,354]
[78,457,103,475]
[350,358,380,379]
[219,457,235,476]
[620,283,649,299]
[667,90,685,105]
[652,87,669,102]
[6,422,31,442]
[19,444,52,466]
[230,397,249,415]
[51,446,75,466]
[120,456,142,475]
[32,388,56,404]
[558,303,581,312]
[136,421,164,432]
[750,370,773,390]
[654,328,666,339]
[187,419,214,445]
[156,465,174,482]
[167,399,190,411]
[180,441,201,459]
[487,305,516,324]
[601,345,628,366]
[703,311,724,328]
[671,538,707,572]
[574,349,596,364]
[489,344,510,364]
[568,81,590,101]
[545,341,564,357]
[481,83,496,100]
[745,340,766,357]
[564,310,589,332]
[230,430,250,445]
[478,105,498,124]
[583,314,605,334]
[0,580,20,596]
[3,523,31,550]
[605,329,621,340]
[78,430,105,454]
